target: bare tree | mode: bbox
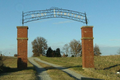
[69,39,82,57]
[94,44,102,56]
[63,44,69,55]
[117,48,120,55]
[32,37,48,57]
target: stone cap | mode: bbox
[81,26,93,29]
[17,26,28,29]
[17,38,28,40]
[81,37,94,40]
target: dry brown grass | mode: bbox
[0,56,37,80]
[34,59,75,80]
[39,55,120,80]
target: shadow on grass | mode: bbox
[66,65,84,70]
[103,64,120,70]
[43,65,83,71]
[0,66,34,76]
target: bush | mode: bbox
[0,55,3,65]
[14,54,18,57]
[71,55,74,57]
[0,56,3,73]
[62,54,68,57]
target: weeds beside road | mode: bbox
[0,56,37,80]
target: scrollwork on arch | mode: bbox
[22,7,88,25]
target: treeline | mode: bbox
[31,37,102,57]
[62,39,102,57]
[46,47,61,57]
[31,37,61,57]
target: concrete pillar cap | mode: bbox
[81,26,93,29]
[17,26,28,29]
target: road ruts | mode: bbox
[28,58,52,80]
[32,57,87,80]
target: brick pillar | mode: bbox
[17,26,28,69]
[81,26,94,69]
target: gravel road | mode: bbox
[28,57,52,80]
[30,57,86,80]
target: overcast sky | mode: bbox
[0,0,120,57]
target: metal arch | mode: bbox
[22,7,88,26]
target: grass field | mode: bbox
[39,55,120,80]
[0,56,37,80]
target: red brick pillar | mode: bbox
[81,26,94,69]
[17,26,28,69]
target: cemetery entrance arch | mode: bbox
[17,7,94,69]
